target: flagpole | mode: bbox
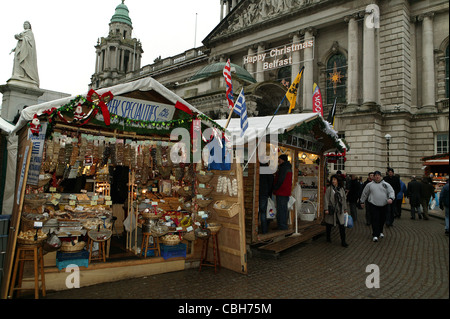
[243,94,287,171]
[224,103,235,129]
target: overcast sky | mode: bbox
[0,0,220,97]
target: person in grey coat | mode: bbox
[360,171,395,242]
[406,176,422,220]
[324,175,349,247]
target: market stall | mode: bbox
[1,77,249,297]
[422,153,449,206]
[216,113,346,254]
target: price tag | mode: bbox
[152,188,158,192]
[186,226,194,232]
[90,200,97,206]
[51,199,59,206]
[195,222,201,226]
[199,170,206,175]
[198,211,205,216]
[145,199,150,203]
[152,202,158,206]
[199,183,205,188]
[184,186,190,191]
[49,187,57,192]
[196,194,204,199]
[165,216,171,221]
[105,196,111,201]
[176,227,183,231]
[69,200,76,206]
[69,194,77,200]
[54,193,61,199]
[92,195,99,201]
[105,201,112,205]
[34,221,43,228]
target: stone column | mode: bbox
[256,43,265,82]
[246,46,256,75]
[420,13,436,112]
[302,28,315,111]
[345,14,359,110]
[291,32,301,84]
[362,11,377,108]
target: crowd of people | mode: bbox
[259,156,449,246]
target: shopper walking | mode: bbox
[363,172,374,225]
[273,154,292,230]
[420,177,435,220]
[439,177,449,236]
[324,175,349,247]
[360,171,395,242]
[396,176,407,218]
[406,176,422,220]
[383,168,401,226]
[347,174,361,222]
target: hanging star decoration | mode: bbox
[328,61,344,95]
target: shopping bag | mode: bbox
[288,196,296,210]
[429,199,436,210]
[267,197,276,219]
[344,213,353,228]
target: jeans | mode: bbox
[445,206,449,232]
[259,196,271,234]
[369,203,387,238]
[276,195,289,230]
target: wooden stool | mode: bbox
[199,232,221,273]
[88,229,112,263]
[141,233,160,258]
[8,243,46,299]
[88,238,107,263]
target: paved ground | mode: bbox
[38,207,448,301]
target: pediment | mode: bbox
[204,0,327,44]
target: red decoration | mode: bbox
[86,89,114,126]
[29,114,41,136]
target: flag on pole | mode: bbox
[223,59,235,111]
[233,88,249,137]
[327,97,337,127]
[312,83,323,116]
[286,66,304,114]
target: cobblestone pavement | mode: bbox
[38,210,449,301]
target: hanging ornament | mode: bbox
[86,89,114,126]
[73,104,86,121]
[29,114,41,136]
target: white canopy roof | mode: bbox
[0,117,14,134]
[11,77,203,134]
[216,113,340,147]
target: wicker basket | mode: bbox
[196,173,214,183]
[207,223,222,234]
[141,211,163,220]
[177,187,192,197]
[197,186,213,196]
[60,241,86,252]
[183,231,196,241]
[23,198,47,209]
[161,235,181,246]
[17,235,47,246]
[21,215,49,231]
[197,199,213,208]
[195,228,211,239]
[299,213,315,222]
[150,225,169,237]
[88,229,112,242]
[213,200,240,218]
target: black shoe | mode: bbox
[341,242,348,248]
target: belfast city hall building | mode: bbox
[90,0,449,178]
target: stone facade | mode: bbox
[92,0,449,178]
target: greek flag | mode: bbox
[234,88,248,137]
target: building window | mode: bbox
[445,45,449,98]
[436,133,449,154]
[326,53,347,105]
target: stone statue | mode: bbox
[9,21,39,87]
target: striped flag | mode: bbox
[286,66,304,114]
[223,59,235,112]
[233,88,248,137]
[312,83,323,116]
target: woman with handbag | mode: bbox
[324,175,349,247]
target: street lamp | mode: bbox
[384,133,391,169]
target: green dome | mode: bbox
[190,62,256,83]
[110,1,132,26]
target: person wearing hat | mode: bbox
[272,154,293,230]
[360,170,395,242]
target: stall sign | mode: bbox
[106,96,176,122]
[26,122,48,186]
[282,132,323,153]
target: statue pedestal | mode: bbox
[0,82,44,122]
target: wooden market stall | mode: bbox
[0,77,248,298]
[216,113,346,255]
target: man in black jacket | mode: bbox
[420,177,435,220]
[406,176,422,219]
[384,168,401,226]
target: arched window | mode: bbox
[325,53,347,105]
